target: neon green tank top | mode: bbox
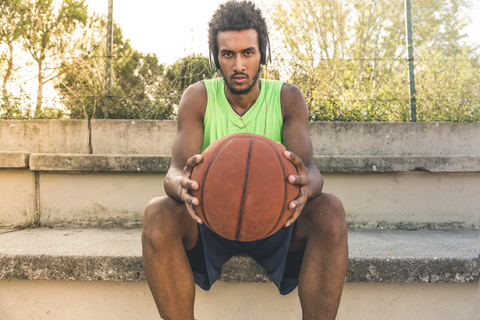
[202,78,284,152]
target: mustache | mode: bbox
[230,73,248,79]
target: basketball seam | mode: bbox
[235,138,254,241]
[200,139,234,231]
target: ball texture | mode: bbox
[191,133,299,241]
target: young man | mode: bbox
[142,1,348,319]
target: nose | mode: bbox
[233,54,245,72]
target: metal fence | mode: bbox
[265,0,480,122]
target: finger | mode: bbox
[288,174,310,186]
[180,188,199,204]
[284,206,302,227]
[184,154,203,173]
[283,151,308,174]
[185,202,203,224]
[285,186,309,226]
[180,177,199,191]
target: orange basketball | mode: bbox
[191,133,299,242]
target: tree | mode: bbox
[0,0,22,95]
[162,53,216,116]
[19,0,88,116]
[57,17,170,120]
[265,0,479,121]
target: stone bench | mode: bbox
[0,228,478,283]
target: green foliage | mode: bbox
[161,53,217,116]
[56,18,169,120]
[56,16,215,120]
[18,0,88,115]
[266,0,479,122]
[0,91,31,119]
[415,47,480,122]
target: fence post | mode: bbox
[104,0,114,119]
[405,0,417,122]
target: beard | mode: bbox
[221,64,262,95]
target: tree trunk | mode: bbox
[2,43,14,95]
[35,59,44,117]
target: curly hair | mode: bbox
[208,0,269,69]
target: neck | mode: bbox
[225,79,261,116]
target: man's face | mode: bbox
[217,29,262,95]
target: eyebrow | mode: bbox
[220,47,257,54]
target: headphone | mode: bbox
[209,35,272,70]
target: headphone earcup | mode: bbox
[262,36,272,65]
[209,51,218,70]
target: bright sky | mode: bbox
[84,0,273,65]
[84,0,479,66]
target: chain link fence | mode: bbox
[265,0,480,122]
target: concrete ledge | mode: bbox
[0,151,30,168]
[27,154,480,173]
[316,155,480,172]
[0,228,477,283]
[29,154,170,172]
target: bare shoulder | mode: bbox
[177,81,208,121]
[280,83,308,121]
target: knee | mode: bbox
[142,196,180,240]
[308,193,347,238]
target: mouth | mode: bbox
[231,74,248,85]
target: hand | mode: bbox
[283,150,311,227]
[179,154,204,223]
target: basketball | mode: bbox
[191,133,299,242]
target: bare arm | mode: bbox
[164,81,207,222]
[281,83,324,226]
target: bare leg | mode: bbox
[290,193,349,320]
[142,196,199,320]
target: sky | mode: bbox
[84,0,480,66]
[84,0,272,65]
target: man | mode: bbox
[142,1,348,319]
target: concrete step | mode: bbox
[1,227,478,320]
[1,228,477,283]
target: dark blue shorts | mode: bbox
[186,223,304,295]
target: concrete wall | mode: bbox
[15,171,478,229]
[0,280,478,320]
[323,172,480,229]
[0,169,36,226]
[0,120,88,154]
[308,122,480,156]
[1,120,480,156]
[39,172,165,227]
